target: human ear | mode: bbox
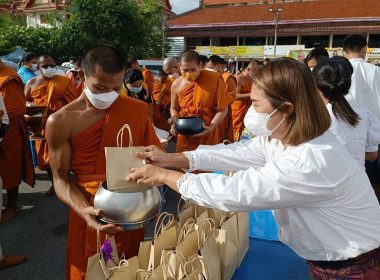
[281,102,294,117]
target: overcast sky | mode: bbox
[171,0,199,14]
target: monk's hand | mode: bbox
[192,124,214,138]
[82,206,123,235]
[126,164,166,186]
[170,123,178,137]
[135,145,168,167]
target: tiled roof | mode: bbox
[169,0,380,26]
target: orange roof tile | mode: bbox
[169,0,380,26]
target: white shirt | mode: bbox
[349,58,380,120]
[326,94,380,168]
[179,132,380,261]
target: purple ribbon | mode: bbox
[101,239,117,266]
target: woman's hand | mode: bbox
[192,124,215,138]
[81,206,123,235]
[126,164,167,186]
[136,145,170,167]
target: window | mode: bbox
[276,36,297,45]
[301,35,329,48]
[369,34,380,48]
[332,35,348,48]
[245,37,266,45]
[186,37,210,50]
[220,37,238,46]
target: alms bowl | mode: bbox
[94,181,161,224]
[26,105,46,116]
[175,116,204,135]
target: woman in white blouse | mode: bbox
[312,56,380,168]
[127,58,380,279]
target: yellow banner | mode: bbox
[196,46,213,56]
[246,46,264,56]
[213,47,230,55]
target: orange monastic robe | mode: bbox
[152,78,173,131]
[176,70,233,153]
[67,96,162,279]
[0,66,35,189]
[220,72,237,142]
[141,67,154,93]
[76,80,85,97]
[30,75,78,170]
[231,79,252,141]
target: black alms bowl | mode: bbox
[175,116,205,135]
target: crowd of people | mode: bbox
[0,33,379,279]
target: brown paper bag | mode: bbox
[86,225,114,280]
[110,256,140,280]
[236,212,249,268]
[161,250,187,280]
[138,213,179,270]
[105,124,150,192]
[214,213,238,280]
[183,257,209,280]
[136,269,161,280]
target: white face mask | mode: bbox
[168,72,179,79]
[84,86,119,110]
[205,67,217,72]
[42,67,57,78]
[244,106,286,137]
[130,85,142,93]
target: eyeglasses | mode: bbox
[41,65,56,69]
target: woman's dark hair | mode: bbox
[312,57,360,127]
[125,69,143,84]
[252,58,331,146]
[18,52,37,68]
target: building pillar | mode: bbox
[296,34,301,45]
[329,34,333,48]
[184,37,188,51]
[237,36,240,46]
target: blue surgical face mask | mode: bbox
[130,86,142,93]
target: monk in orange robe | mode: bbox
[170,51,233,153]
[152,70,173,131]
[25,55,78,195]
[128,57,154,93]
[0,59,35,222]
[231,60,261,141]
[75,57,85,96]
[206,55,237,142]
[163,57,181,79]
[45,45,162,280]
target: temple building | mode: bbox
[167,0,380,61]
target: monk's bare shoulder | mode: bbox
[171,77,188,96]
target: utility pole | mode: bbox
[161,19,166,60]
[268,7,283,58]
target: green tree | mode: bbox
[0,0,167,62]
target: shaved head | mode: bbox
[179,51,199,65]
[163,57,180,76]
[163,57,179,70]
[82,44,125,76]
[37,54,54,66]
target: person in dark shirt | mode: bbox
[124,69,153,122]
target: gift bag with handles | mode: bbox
[138,212,179,270]
[109,256,140,280]
[183,257,209,280]
[221,171,249,269]
[105,124,150,192]
[85,225,119,280]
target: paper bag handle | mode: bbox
[197,218,216,249]
[161,250,186,279]
[184,257,209,280]
[110,259,131,272]
[154,212,175,238]
[117,124,133,147]
[136,269,158,280]
[177,218,196,245]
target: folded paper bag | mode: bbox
[106,124,151,192]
